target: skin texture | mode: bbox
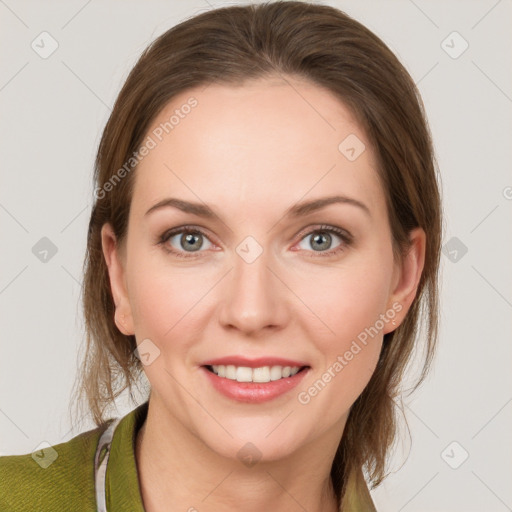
[101,77,426,512]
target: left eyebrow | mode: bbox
[285,195,371,218]
[144,194,371,220]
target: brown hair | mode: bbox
[70,0,442,504]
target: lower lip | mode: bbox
[201,366,309,403]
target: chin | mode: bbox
[194,416,312,465]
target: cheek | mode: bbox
[292,251,392,402]
[126,253,213,344]
[295,290,386,420]
[296,257,393,348]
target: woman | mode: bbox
[0,1,442,510]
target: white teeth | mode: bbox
[209,364,302,382]
[236,366,253,382]
[252,366,270,383]
[226,365,237,379]
[270,366,283,381]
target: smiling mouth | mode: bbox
[204,364,309,383]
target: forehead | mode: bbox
[131,78,384,220]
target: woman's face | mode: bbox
[103,77,424,462]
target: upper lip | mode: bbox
[201,356,310,368]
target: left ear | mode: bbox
[383,227,426,334]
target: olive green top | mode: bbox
[0,401,376,511]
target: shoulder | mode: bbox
[0,422,109,512]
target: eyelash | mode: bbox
[157,224,353,259]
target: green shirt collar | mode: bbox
[106,400,148,511]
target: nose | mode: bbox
[218,246,289,336]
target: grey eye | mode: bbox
[298,231,342,252]
[168,231,213,253]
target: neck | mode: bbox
[135,399,342,512]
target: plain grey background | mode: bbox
[1,1,511,510]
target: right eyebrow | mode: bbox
[145,198,216,218]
